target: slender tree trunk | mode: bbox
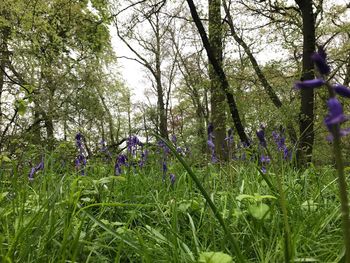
[155,16,168,139]
[0,26,10,147]
[45,87,55,149]
[295,0,316,166]
[223,0,298,145]
[186,0,249,145]
[209,0,228,161]
[97,89,115,144]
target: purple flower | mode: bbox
[260,155,271,164]
[311,48,330,75]
[324,98,350,140]
[327,127,350,141]
[294,79,325,89]
[114,154,128,175]
[171,134,177,145]
[127,136,142,156]
[169,173,176,186]
[139,149,148,168]
[162,161,167,181]
[256,129,267,148]
[28,157,44,181]
[334,84,350,98]
[324,98,347,130]
[158,140,170,155]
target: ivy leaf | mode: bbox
[198,252,233,263]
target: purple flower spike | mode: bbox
[171,134,177,145]
[334,84,350,98]
[256,129,267,148]
[311,51,330,75]
[260,155,271,164]
[324,98,347,130]
[28,157,44,181]
[294,79,325,90]
[327,127,350,141]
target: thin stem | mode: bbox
[275,167,292,262]
[332,125,350,262]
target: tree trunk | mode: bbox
[186,0,250,145]
[223,0,298,145]
[209,0,228,161]
[155,18,168,140]
[295,0,316,166]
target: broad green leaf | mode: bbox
[248,203,270,220]
[198,251,233,263]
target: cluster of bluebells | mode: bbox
[139,149,148,168]
[28,156,44,181]
[171,134,184,155]
[115,154,128,175]
[295,46,350,140]
[127,136,143,156]
[158,140,175,185]
[272,129,290,160]
[75,133,87,175]
[207,123,218,163]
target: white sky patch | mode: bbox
[111,0,350,104]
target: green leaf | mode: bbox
[0,154,11,163]
[198,252,233,263]
[248,203,270,220]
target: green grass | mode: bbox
[0,153,347,262]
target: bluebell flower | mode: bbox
[28,157,44,181]
[171,134,177,145]
[324,98,347,129]
[162,161,167,181]
[324,98,350,140]
[127,136,142,156]
[311,46,330,75]
[334,84,350,98]
[294,79,325,89]
[256,129,267,148]
[115,154,128,175]
[139,149,148,168]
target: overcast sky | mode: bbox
[111,0,350,103]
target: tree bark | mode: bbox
[209,0,228,160]
[295,0,316,166]
[186,0,249,145]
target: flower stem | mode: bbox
[332,125,350,262]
